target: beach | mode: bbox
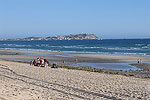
[1,0,150,99]
[1,49,150,63]
[0,60,150,100]
[0,49,149,99]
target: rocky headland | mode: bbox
[1,33,100,41]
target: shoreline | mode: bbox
[1,49,150,63]
[1,58,150,79]
[0,49,150,78]
[1,48,150,57]
[0,49,60,54]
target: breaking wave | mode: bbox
[0,39,150,56]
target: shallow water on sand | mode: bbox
[72,62,141,71]
[0,51,142,71]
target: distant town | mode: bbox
[0,33,100,41]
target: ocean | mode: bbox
[0,39,150,56]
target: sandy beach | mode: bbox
[68,54,150,63]
[1,49,150,64]
[2,0,150,99]
[0,49,150,99]
[0,60,150,100]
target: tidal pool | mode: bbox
[72,62,141,71]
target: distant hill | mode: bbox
[0,33,100,41]
[46,33,100,40]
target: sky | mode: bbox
[0,0,150,39]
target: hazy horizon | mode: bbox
[1,33,150,40]
[1,0,150,39]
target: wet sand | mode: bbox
[0,60,150,100]
[131,63,150,70]
[68,54,150,63]
[1,49,150,64]
[0,49,60,55]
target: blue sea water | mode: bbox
[1,39,150,71]
[0,39,150,56]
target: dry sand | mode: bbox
[0,60,150,100]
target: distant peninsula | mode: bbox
[1,33,100,41]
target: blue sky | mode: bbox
[0,0,150,39]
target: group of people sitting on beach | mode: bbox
[30,57,49,67]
